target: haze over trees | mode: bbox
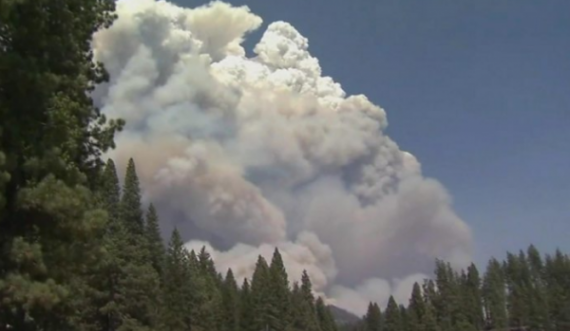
[1,1,569,331]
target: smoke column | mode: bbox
[93,0,472,314]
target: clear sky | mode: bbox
[175,0,570,267]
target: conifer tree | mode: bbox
[482,258,507,330]
[399,305,409,331]
[121,158,144,236]
[316,297,338,331]
[526,245,550,330]
[545,250,570,331]
[463,263,484,330]
[504,252,530,328]
[422,302,440,331]
[364,302,382,331]
[251,256,272,331]
[408,282,426,331]
[299,270,321,331]
[194,247,223,331]
[289,282,305,331]
[384,296,402,331]
[269,248,292,331]
[240,278,256,331]
[145,203,164,275]
[0,0,122,328]
[222,269,241,331]
[160,229,192,331]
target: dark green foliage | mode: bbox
[0,0,122,328]
[462,264,483,330]
[160,229,192,331]
[408,282,425,331]
[222,269,240,331]
[251,256,272,331]
[316,297,338,331]
[384,296,401,331]
[240,278,256,331]
[121,158,144,236]
[399,305,409,331]
[483,258,508,330]
[421,302,440,331]
[145,204,164,275]
[269,248,291,331]
[364,302,382,331]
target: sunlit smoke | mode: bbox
[93,0,472,315]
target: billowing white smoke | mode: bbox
[93,0,472,315]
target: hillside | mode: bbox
[328,305,361,325]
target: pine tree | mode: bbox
[145,203,164,275]
[364,302,382,331]
[526,245,550,330]
[316,297,337,331]
[269,248,291,331]
[121,158,144,236]
[194,247,223,331]
[399,305,409,331]
[251,256,272,331]
[408,282,426,331]
[101,159,122,224]
[0,0,122,327]
[545,250,570,331]
[422,302,440,331]
[222,269,240,331]
[160,229,192,331]
[240,278,256,331]
[95,159,130,331]
[463,263,484,330]
[384,296,402,331]
[504,251,530,328]
[482,258,507,330]
[299,270,321,331]
[289,282,305,331]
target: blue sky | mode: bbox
[177,0,570,267]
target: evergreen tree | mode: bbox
[526,245,550,330]
[545,250,570,331]
[399,305,409,331]
[364,302,382,331]
[289,282,305,331]
[0,0,122,328]
[299,270,321,331]
[408,282,425,331]
[121,158,144,236]
[422,302,440,331]
[145,203,164,275]
[160,229,192,331]
[316,297,337,331]
[222,269,240,331]
[240,278,256,331]
[269,248,291,331]
[384,296,402,331]
[463,263,484,330]
[251,256,272,331]
[194,247,223,331]
[482,258,507,330]
[504,251,530,328]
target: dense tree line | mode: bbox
[353,247,570,331]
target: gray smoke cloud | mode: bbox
[93,0,473,315]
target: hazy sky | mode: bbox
[170,0,570,267]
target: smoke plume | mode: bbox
[93,0,473,314]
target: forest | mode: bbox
[1,0,569,331]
